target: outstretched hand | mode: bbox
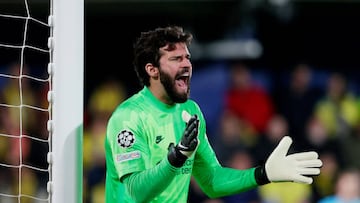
[265,136,323,184]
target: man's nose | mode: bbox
[181,58,192,68]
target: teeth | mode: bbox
[182,73,189,77]
[179,72,190,77]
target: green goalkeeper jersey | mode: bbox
[105,86,258,203]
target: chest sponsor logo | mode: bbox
[117,129,135,148]
[176,159,194,175]
[116,150,141,163]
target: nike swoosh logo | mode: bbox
[155,135,164,144]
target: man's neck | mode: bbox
[148,84,174,105]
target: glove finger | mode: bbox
[188,115,198,125]
[183,118,196,134]
[288,151,319,161]
[188,138,198,151]
[297,159,323,168]
[297,167,321,176]
[187,117,198,130]
[272,136,292,157]
[293,174,313,184]
[186,115,198,130]
[186,119,199,140]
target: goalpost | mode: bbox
[51,0,84,202]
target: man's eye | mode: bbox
[170,57,181,61]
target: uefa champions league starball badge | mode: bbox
[117,130,135,148]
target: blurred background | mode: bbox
[1,0,360,203]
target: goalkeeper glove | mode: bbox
[168,112,199,167]
[256,136,323,185]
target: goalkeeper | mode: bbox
[104,26,322,203]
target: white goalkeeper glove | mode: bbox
[255,136,322,185]
[167,111,199,167]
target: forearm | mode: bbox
[122,158,179,203]
[194,166,260,198]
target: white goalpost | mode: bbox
[51,0,84,202]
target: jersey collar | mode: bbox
[142,86,178,112]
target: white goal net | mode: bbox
[0,1,52,202]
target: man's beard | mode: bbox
[159,68,189,103]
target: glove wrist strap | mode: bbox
[167,144,187,168]
[254,165,270,185]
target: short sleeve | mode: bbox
[106,109,150,180]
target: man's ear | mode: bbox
[145,63,159,78]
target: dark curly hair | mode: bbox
[133,26,193,86]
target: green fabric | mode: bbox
[122,158,179,203]
[190,116,258,198]
[193,166,258,198]
[104,86,259,203]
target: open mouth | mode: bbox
[175,74,189,91]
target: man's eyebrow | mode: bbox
[168,54,191,60]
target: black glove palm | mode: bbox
[168,114,199,167]
[176,115,199,156]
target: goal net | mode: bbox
[0,0,83,203]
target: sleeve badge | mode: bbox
[117,130,135,148]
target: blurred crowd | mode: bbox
[1,61,360,203]
[0,63,49,203]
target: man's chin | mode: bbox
[172,91,189,103]
[176,98,188,103]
